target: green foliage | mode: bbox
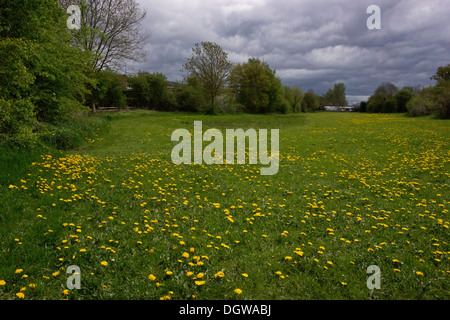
[39,116,109,150]
[183,42,233,114]
[406,93,434,117]
[230,58,284,114]
[324,83,348,106]
[0,0,93,147]
[175,82,206,113]
[433,81,450,119]
[382,97,398,113]
[431,64,450,85]
[395,88,414,113]
[359,101,367,113]
[128,72,176,111]
[367,82,399,113]
[301,91,319,112]
[89,71,127,109]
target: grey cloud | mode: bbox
[132,0,449,100]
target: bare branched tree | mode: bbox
[60,0,150,72]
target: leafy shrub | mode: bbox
[434,83,450,119]
[406,95,434,117]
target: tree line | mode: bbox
[95,42,349,115]
[357,64,450,118]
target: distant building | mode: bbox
[324,106,355,112]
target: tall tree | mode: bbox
[431,64,450,85]
[302,91,319,112]
[324,82,348,106]
[291,87,304,113]
[367,82,399,113]
[183,42,233,114]
[59,0,150,72]
[230,58,283,114]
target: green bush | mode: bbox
[175,83,206,113]
[382,97,398,113]
[434,83,450,119]
[0,98,36,135]
[406,95,434,117]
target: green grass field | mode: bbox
[0,111,449,300]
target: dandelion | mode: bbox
[234,288,242,294]
[241,273,248,278]
[0,280,5,286]
[214,271,225,278]
[16,292,25,299]
[195,281,205,286]
[148,274,156,281]
[101,261,108,266]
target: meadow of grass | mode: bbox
[0,111,449,300]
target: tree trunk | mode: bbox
[210,95,215,114]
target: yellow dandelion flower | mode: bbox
[234,288,242,294]
[101,261,108,266]
[148,274,156,281]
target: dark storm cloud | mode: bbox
[132,0,450,104]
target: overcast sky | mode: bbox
[131,0,450,104]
